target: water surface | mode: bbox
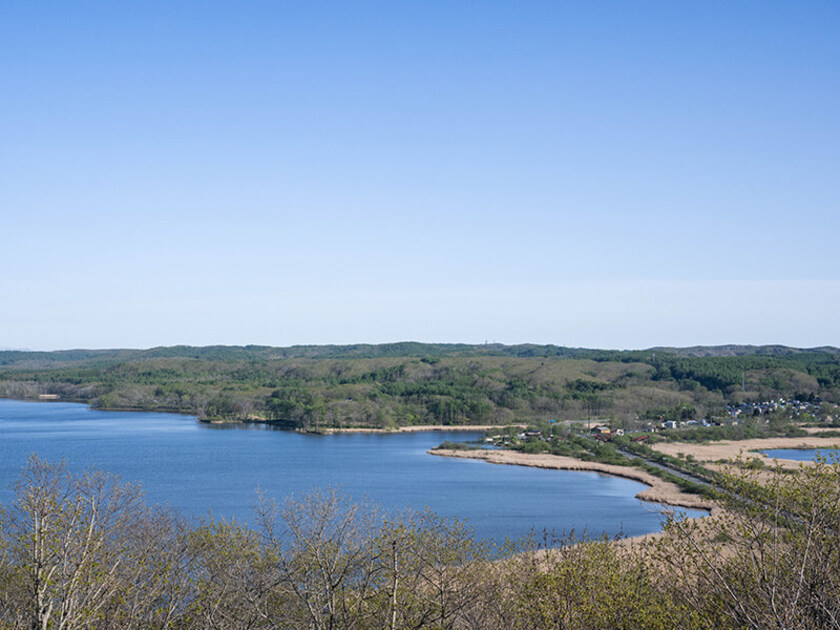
[0,399,704,543]
[760,448,838,462]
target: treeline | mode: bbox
[3,343,837,367]
[0,343,612,367]
[0,344,838,429]
[1,456,838,629]
[648,353,840,392]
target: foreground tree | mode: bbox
[188,519,278,630]
[3,454,840,629]
[377,512,491,630]
[0,456,190,630]
[655,455,840,630]
[256,487,389,630]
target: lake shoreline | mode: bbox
[0,398,704,542]
[0,399,520,435]
[309,424,524,434]
[198,418,526,434]
[430,448,716,514]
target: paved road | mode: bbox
[579,434,714,488]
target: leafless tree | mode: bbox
[0,456,199,630]
[4,456,147,630]
[256,487,387,630]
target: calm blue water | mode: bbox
[761,448,838,462]
[0,399,704,543]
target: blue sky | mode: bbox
[2,1,838,350]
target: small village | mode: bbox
[480,396,831,451]
[725,396,821,418]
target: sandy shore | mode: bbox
[650,436,840,467]
[430,448,715,513]
[802,426,840,435]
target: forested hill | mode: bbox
[3,343,838,367]
[0,343,838,429]
[0,343,597,368]
[648,344,840,358]
[0,343,651,366]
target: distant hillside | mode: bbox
[0,343,837,429]
[3,342,838,368]
[0,343,604,369]
[648,344,840,358]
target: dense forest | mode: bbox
[1,455,838,630]
[0,344,838,429]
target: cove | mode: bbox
[0,399,704,544]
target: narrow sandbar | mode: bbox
[429,448,715,513]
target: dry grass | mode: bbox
[650,436,840,468]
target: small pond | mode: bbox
[760,448,839,462]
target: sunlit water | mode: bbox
[760,448,838,462]
[0,399,705,543]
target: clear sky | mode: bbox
[2,1,838,351]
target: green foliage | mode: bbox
[1,343,838,429]
[508,538,703,630]
[656,416,807,443]
[432,440,476,451]
[519,439,551,454]
[656,456,840,629]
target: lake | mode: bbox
[0,399,704,543]
[761,448,839,462]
